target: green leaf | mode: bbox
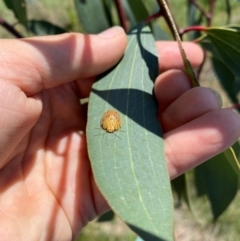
[27,20,67,36]
[102,0,121,27]
[187,2,197,26]
[232,140,240,161]
[3,0,27,26]
[194,151,239,221]
[127,0,149,22]
[122,0,137,27]
[152,23,170,41]
[87,25,174,241]
[205,26,240,79]
[187,3,203,40]
[97,210,115,222]
[211,56,239,104]
[74,0,110,33]
[171,174,188,205]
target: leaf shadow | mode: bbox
[92,24,161,137]
[92,88,161,137]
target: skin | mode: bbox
[0,27,239,241]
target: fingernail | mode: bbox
[207,87,223,108]
[98,26,124,38]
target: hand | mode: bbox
[0,27,239,241]
[155,42,240,179]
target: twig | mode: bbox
[179,25,207,36]
[208,0,216,26]
[159,0,181,39]
[0,17,23,38]
[189,0,211,21]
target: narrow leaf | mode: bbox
[194,151,239,221]
[152,23,170,40]
[87,25,174,241]
[122,0,137,27]
[171,174,188,206]
[97,210,115,222]
[127,0,149,22]
[205,26,240,79]
[3,0,27,26]
[187,2,197,26]
[74,0,110,33]
[27,20,67,36]
[211,56,239,104]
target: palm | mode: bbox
[0,82,106,240]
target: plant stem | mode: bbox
[115,0,128,32]
[154,0,179,39]
[0,17,23,38]
[179,25,207,36]
[189,0,211,21]
[208,0,216,26]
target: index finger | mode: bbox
[0,27,127,96]
[156,41,204,72]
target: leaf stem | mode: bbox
[189,0,212,21]
[179,25,207,37]
[0,17,23,38]
[145,0,179,39]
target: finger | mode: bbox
[0,82,42,168]
[160,87,222,133]
[0,27,127,95]
[155,70,192,112]
[165,109,240,179]
[156,41,204,72]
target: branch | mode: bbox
[0,17,23,38]
[189,0,211,20]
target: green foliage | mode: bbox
[27,20,67,36]
[3,0,27,26]
[2,0,240,240]
[87,25,173,241]
[74,0,110,33]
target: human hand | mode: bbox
[155,41,240,179]
[0,27,239,241]
[0,27,127,241]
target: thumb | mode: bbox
[2,26,127,95]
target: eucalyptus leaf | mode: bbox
[97,210,115,222]
[3,0,27,26]
[127,0,149,22]
[87,25,174,241]
[205,26,240,79]
[122,0,137,28]
[28,20,67,36]
[211,56,239,104]
[74,0,110,33]
[152,23,170,41]
[171,174,187,206]
[194,151,239,221]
